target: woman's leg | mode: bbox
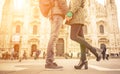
[70,24,102,61]
[70,24,93,50]
[70,24,88,69]
[77,25,86,62]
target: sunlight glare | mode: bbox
[14,0,25,10]
[97,0,105,5]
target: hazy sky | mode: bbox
[0,0,120,28]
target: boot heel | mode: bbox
[84,61,88,69]
[74,61,88,69]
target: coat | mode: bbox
[67,0,86,25]
[50,0,68,18]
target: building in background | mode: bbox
[0,0,120,58]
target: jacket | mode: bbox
[50,0,68,18]
[67,0,86,25]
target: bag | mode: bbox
[39,0,54,17]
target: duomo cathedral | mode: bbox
[0,0,120,57]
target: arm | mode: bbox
[70,0,86,13]
[58,0,69,14]
[65,0,86,21]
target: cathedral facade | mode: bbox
[0,0,120,57]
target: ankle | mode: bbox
[84,61,88,69]
[74,60,88,69]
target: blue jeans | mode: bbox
[46,15,64,64]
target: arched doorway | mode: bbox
[100,44,107,60]
[100,44,106,49]
[14,44,19,52]
[56,38,64,56]
[31,44,37,57]
[13,44,19,59]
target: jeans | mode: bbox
[46,15,64,64]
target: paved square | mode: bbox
[0,59,120,74]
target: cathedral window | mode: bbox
[33,7,39,18]
[16,25,20,33]
[99,25,104,34]
[33,25,37,34]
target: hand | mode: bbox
[65,11,73,21]
[65,15,72,21]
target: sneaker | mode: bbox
[45,63,63,69]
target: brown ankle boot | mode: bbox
[89,47,102,61]
[95,48,103,61]
[74,60,88,70]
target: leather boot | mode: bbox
[89,47,102,61]
[74,60,88,69]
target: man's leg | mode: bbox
[45,15,63,69]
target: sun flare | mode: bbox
[97,0,105,5]
[13,0,25,10]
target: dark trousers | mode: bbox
[70,24,86,61]
[70,24,97,61]
[102,52,106,60]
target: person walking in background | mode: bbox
[100,44,106,60]
[10,48,14,60]
[23,50,27,60]
[65,0,103,70]
[105,48,109,60]
[43,51,46,59]
[19,50,27,62]
[34,49,41,60]
[40,0,68,69]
